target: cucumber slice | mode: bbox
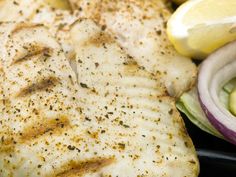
[177,78,236,140]
[229,87,236,116]
[219,88,229,109]
[223,78,236,94]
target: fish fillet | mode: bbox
[0,21,199,176]
[70,19,199,176]
[0,0,77,61]
[0,22,79,176]
[69,0,197,97]
[0,0,197,97]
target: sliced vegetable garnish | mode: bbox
[198,40,236,145]
[229,86,236,116]
[219,88,230,109]
[177,87,224,139]
[223,78,236,94]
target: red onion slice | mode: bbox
[211,61,236,115]
[198,41,236,145]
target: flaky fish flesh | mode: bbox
[0,20,199,177]
[70,19,199,176]
[0,0,197,97]
[69,0,197,97]
[0,0,77,61]
[0,22,79,176]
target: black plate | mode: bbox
[183,114,236,177]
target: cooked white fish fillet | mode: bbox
[0,0,40,21]
[0,21,199,176]
[70,19,199,176]
[0,0,197,97]
[0,0,77,61]
[69,0,197,97]
[31,4,78,62]
[0,22,79,176]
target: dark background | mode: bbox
[183,115,236,177]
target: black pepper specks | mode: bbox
[80,83,89,88]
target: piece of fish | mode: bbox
[0,21,199,176]
[0,0,197,97]
[0,0,77,61]
[69,0,197,97]
[0,22,79,176]
[69,19,199,176]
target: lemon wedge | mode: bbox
[167,0,236,59]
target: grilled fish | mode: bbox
[0,0,197,97]
[0,21,199,176]
[0,0,77,61]
[0,22,79,176]
[0,0,199,176]
[69,0,197,97]
[70,19,199,176]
